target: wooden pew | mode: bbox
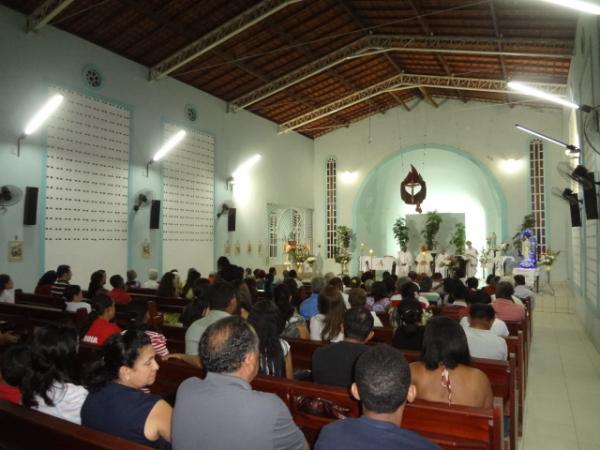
[15,291,66,310]
[506,333,525,435]
[0,302,70,327]
[0,399,153,450]
[127,287,159,296]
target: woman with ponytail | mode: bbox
[81,294,121,345]
[20,324,88,424]
[392,299,425,351]
[81,329,172,449]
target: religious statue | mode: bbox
[434,247,452,278]
[396,244,414,277]
[400,165,427,213]
[518,229,537,269]
[464,240,479,278]
[415,244,433,276]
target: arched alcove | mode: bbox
[352,144,507,265]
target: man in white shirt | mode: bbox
[464,241,478,278]
[396,245,413,277]
[141,269,160,289]
[463,303,507,361]
[513,275,535,309]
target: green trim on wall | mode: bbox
[350,143,509,273]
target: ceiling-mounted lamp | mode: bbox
[515,124,581,156]
[538,0,600,15]
[227,153,262,190]
[508,81,590,111]
[17,94,64,157]
[146,130,186,176]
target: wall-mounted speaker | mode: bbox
[150,200,161,229]
[228,208,236,232]
[582,173,598,220]
[23,186,39,225]
[567,192,582,227]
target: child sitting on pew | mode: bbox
[63,284,92,314]
[0,344,28,405]
[81,294,122,345]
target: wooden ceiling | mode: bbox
[1,0,576,138]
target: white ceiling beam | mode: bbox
[149,0,302,81]
[277,74,566,134]
[26,0,76,32]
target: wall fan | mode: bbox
[0,185,23,213]
[132,189,154,212]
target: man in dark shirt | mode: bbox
[312,307,374,387]
[50,264,71,297]
[315,344,440,450]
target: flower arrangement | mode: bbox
[495,242,510,252]
[285,241,312,265]
[479,249,493,268]
[538,248,560,270]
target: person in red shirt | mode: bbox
[82,294,122,345]
[491,282,526,322]
[108,275,132,305]
[0,343,28,405]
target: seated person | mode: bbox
[513,275,535,309]
[51,265,72,298]
[418,276,441,304]
[459,290,509,337]
[81,294,122,345]
[439,284,469,318]
[274,284,309,339]
[392,300,425,351]
[348,288,383,327]
[21,325,88,424]
[247,300,293,379]
[63,284,92,313]
[482,274,498,296]
[410,317,493,408]
[310,286,345,343]
[126,269,141,289]
[466,277,479,296]
[299,276,326,320]
[492,282,526,322]
[126,300,169,357]
[82,330,172,449]
[108,274,132,304]
[0,274,15,304]
[315,344,440,450]
[366,281,391,313]
[172,316,308,450]
[0,344,28,404]
[463,304,508,360]
[431,272,445,294]
[87,270,107,298]
[142,269,160,289]
[312,307,374,387]
[35,270,57,295]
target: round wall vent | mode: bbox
[185,104,197,122]
[82,65,103,89]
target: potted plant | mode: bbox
[421,211,442,250]
[335,226,354,274]
[393,217,410,247]
[449,223,466,255]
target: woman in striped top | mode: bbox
[125,300,169,357]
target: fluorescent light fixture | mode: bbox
[539,0,600,14]
[340,171,358,183]
[152,130,186,161]
[508,81,579,109]
[500,158,522,173]
[232,154,262,178]
[515,124,580,155]
[24,94,64,135]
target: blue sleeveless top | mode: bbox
[81,382,170,449]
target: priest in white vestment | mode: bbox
[396,245,413,277]
[434,248,451,277]
[415,244,433,276]
[464,241,479,278]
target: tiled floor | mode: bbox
[521,284,600,450]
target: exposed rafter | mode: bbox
[26,0,75,32]
[489,1,512,106]
[149,0,302,80]
[229,34,573,112]
[278,74,566,134]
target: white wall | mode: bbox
[314,99,571,278]
[0,5,313,289]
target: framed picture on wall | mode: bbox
[142,241,151,259]
[8,241,23,262]
[224,240,231,255]
[247,241,252,255]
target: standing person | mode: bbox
[87,270,107,298]
[315,345,440,450]
[464,241,479,278]
[434,248,451,278]
[396,245,413,277]
[51,265,72,297]
[415,245,433,276]
[82,330,172,449]
[108,275,132,305]
[463,304,508,361]
[312,308,374,387]
[0,274,15,303]
[20,324,88,424]
[172,316,308,450]
[142,269,160,289]
[34,270,57,295]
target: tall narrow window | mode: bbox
[326,158,337,258]
[529,140,546,254]
[269,212,278,258]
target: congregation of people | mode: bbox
[0,254,533,449]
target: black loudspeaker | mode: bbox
[582,173,599,220]
[228,208,236,232]
[23,186,39,225]
[150,200,161,229]
[567,193,582,227]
